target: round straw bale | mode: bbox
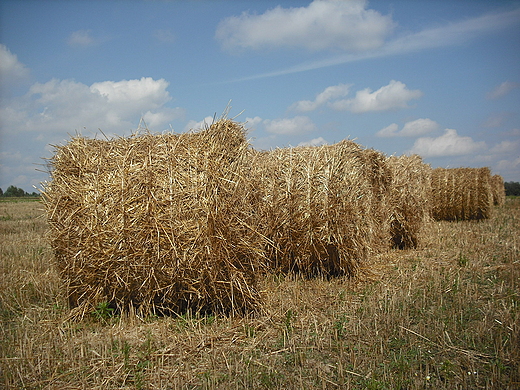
[490,174,506,206]
[42,119,264,317]
[386,155,432,249]
[431,167,493,221]
[250,140,375,278]
[360,148,393,252]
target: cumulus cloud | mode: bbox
[290,83,351,112]
[184,116,215,132]
[245,116,263,128]
[67,30,97,47]
[0,44,30,93]
[264,116,316,135]
[487,81,520,100]
[490,140,519,154]
[331,80,422,113]
[377,123,399,137]
[142,108,185,129]
[91,77,172,115]
[230,8,520,83]
[409,128,486,157]
[1,77,182,135]
[496,156,520,179]
[377,118,439,137]
[216,0,395,52]
[298,137,328,147]
[482,111,513,128]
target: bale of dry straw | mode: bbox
[490,174,506,206]
[42,119,264,316]
[249,140,378,278]
[360,148,393,252]
[386,155,432,249]
[431,167,493,221]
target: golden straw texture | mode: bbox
[42,119,264,317]
[491,174,506,206]
[250,140,375,278]
[386,155,432,249]
[431,167,493,221]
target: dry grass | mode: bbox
[1,197,518,389]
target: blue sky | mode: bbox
[1,0,519,192]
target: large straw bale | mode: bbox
[386,155,432,249]
[250,140,375,278]
[431,167,493,221]
[42,119,264,316]
[491,174,506,206]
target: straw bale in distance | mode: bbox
[386,155,432,249]
[360,148,393,252]
[250,140,374,278]
[431,167,493,221]
[491,174,506,206]
[42,119,264,316]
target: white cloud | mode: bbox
[409,128,486,157]
[1,77,181,135]
[496,156,520,179]
[298,137,328,147]
[67,30,96,47]
[331,80,422,113]
[216,0,395,52]
[230,8,520,82]
[377,118,439,137]
[91,77,172,114]
[377,123,399,137]
[264,116,316,135]
[184,116,215,132]
[290,83,351,112]
[0,44,30,92]
[487,81,520,100]
[401,118,439,137]
[482,112,513,128]
[245,116,263,128]
[490,140,519,154]
[142,108,185,129]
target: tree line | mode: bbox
[0,186,40,197]
[505,181,520,196]
[1,182,519,198]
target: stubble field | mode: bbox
[0,198,518,389]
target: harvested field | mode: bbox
[1,197,518,389]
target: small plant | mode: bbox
[334,313,349,339]
[458,252,469,267]
[91,301,114,323]
[244,323,256,338]
[284,309,295,333]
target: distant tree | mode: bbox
[4,185,26,197]
[0,188,3,196]
[504,181,520,196]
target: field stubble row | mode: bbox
[0,198,518,389]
